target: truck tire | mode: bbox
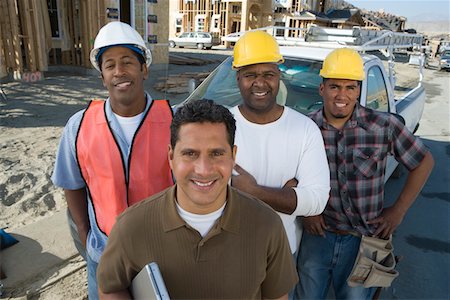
[197,43,204,50]
[169,41,176,48]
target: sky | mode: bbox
[347,0,450,22]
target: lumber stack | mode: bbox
[169,53,219,65]
[154,72,210,94]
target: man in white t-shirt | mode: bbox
[229,31,330,295]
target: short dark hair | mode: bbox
[170,100,236,149]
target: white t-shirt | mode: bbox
[114,112,144,146]
[176,202,227,237]
[230,106,330,253]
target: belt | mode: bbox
[327,228,361,237]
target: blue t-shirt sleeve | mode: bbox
[51,110,86,190]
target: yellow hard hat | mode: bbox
[320,48,365,81]
[232,31,284,69]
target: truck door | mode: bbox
[364,64,401,181]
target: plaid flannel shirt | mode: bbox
[309,103,428,235]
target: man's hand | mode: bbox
[302,215,327,237]
[283,178,298,188]
[231,164,298,214]
[231,164,258,194]
[367,206,406,239]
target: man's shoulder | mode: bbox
[283,107,316,125]
[284,107,322,136]
[66,109,86,128]
[117,188,169,223]
[357,105,397,128]
[308,108,322,119]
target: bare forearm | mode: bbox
[64,189,89,245]
[244,184,297,214]
[394,151,434,214]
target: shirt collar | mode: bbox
[162,185,240,234]
[105,92,153,123]
[313,102,369,131]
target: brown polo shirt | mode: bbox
[97,184,298,299]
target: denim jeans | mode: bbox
[87,253,99,300]
[288,250,299,300]
[295,231,375,300]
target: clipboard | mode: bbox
[131,262,170,300]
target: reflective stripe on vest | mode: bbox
[76,100,174,236]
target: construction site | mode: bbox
[0,0,417,82]
[1,0,449,299]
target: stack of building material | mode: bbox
[169,53,218,65]
[153,72,210,94]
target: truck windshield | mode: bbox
[184,56,324,115]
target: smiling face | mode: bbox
[319,78,361,129]
[168,122,236,214]
[100,46,148,116]
[236,63,282,122]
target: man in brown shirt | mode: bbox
[97,100,298,299]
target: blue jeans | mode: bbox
[295,231,375,300]
[87,253,99,300]
[288,251,298,300]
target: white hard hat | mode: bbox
[89,21,152,72]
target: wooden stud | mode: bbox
[18,0,35,71]
[30,0,48,71]
[0,0,13,71]
[7,0,23,73]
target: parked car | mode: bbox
[438,49,450,71]
[169,32,220,50]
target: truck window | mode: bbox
[366,66,389,113]
[279,58,323,114]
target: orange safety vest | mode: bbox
[76,99,174,236]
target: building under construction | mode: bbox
[168,0,370,43]
[0,0,405,80]
[0,0,169,80]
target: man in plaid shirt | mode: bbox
[296,48,434,299]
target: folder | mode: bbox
[131,262,170,300]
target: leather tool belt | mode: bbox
[347,235,399,288]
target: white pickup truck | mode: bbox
[181,26,426,180]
